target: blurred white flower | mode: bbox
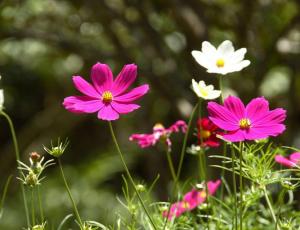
[191,40,250,75]
[192,79,221,100]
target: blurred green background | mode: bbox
[0,0,299,228]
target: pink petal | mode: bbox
[63,96,103,113]
[250,124,286,138]
[275,155,295,168]
[72,76,100,98]
[111,101,140,114]
[97,104,119,121]
[114,84,149,103]
[207,179,221,195]
[112,64,137,96]
[222,130,246,142]
[253,108,286,126]
[245,97,269,122]
[223,95,245,120]
[91,62,113,93]
[289,152,300,164]
[207,102,239,131]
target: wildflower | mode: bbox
[186,144,201,155]
[0,76,4,110]
[207,96,286,142]
[275,152,300,168]
[191,79,221,100]
[197,118,221,147]
[63,62,149,121]
[44,138,69,158]
[191,40,250,75]
[129,120,187,150]
[163,179,221,219]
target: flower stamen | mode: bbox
[102,91,113,103]
[239,118,251,129]
[201,130,211,139]
[216,58,225,68]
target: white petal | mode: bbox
[199,80,206,88]
[229,48,247,64]
[201,41,217,54]
[192,79,201,97]
[191,50,211,69]
[217,40,234,57]
[207,90,221,99]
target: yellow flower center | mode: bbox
[181,202,190,209]
[198,191,207,199]
[201,130,211,139]
[102,91,113,103]
[216,58,225,68]
[239,118,251,129]
[154,123,165,130]
[199,88,209,97]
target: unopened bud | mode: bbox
[136,184,146,192]
[25,171,38,187]
[30,152,41,162]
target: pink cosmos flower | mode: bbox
[129,120,187,150]
[207,96,286,142]
[275,153,300,168]
[163,179,221,219]
[63,62,149,121]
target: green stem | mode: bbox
[37,186,44,222]
[176,103,199,181]
[165,149,178,189]
[58,159,83,228]
[239,142,243,230]
[31,188,35,226]
[231,146,237,230]
[108,122,157,230]
[0,111,30,227]
[263,186,280,230]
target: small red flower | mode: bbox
[197,118,221,147]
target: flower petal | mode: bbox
[202,41,217,54]
[111,101,140,114]
[114,84,149,103]
[290,153,300,164]
[112,64,137,95]
[253,108,286,126]
[191,51,211,69]
[223,95,245,120]
[97,104,119,120]
[217,40,234,57]
[245,97,269,122]
[207,180,221,195]
[91,62,114,93]
[207,102,239,131]
[72,76,100,98]
[275,155,295,168]
[230,48,247,63]
[251,124,286,137]
[63,96,104,113]
[222,130,246,142]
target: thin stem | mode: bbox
[231,145,237,230]
[58,158,83,228]
[176,103,199,181]
[263,186,280,230]
[165,149,177,189]
[108,122,157,230]
[31,188,36,226]
[37,186,44,222]
[0,111,30,227]
[239,142,243,230]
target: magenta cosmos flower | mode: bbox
[129,120,187,150]
[207,96,286,142]
[275,153,300,168]
[63,62,149,121]
[163,180,221,219]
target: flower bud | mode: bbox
[44,138,69,158]
[25,171,38,187]
[136,184,146,192]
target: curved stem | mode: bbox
[263,186,280,230]
[58,159,83,228]
[176,103,199,181]
[108,122,157,230]
[165,149,177,189]
[37,186,44,222]
[0,111,30,227]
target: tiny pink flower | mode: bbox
[163,179,221,219]
[129,120,187,150]
[207,96,286,142]
[63,62,149,121]
[275,152,300,168]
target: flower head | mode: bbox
[63,62,149,121]
[197,118,222,147]
[129,120,187,150]
[191,40,250,75]
[191,79,221,100]
[163,180,221,219]
[207,96,286,142]
[44,138,69,158]
[275,152,300,168]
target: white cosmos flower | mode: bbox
[191,40,250,75]
[192,79,221,100]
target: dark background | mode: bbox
[0,0,299,228]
